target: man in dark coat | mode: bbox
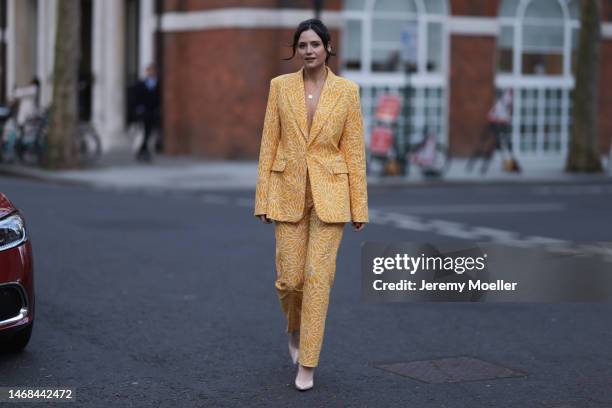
[132,64,160,162]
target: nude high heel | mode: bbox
[294,365,314,391]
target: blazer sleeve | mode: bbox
[254,78,281,217]
[339,82,369,223]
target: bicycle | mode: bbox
[368,125,450,178]
[403,129,451,177]
[367,90,450,178]
[0,106,19,163]
[14,108,102,166]
[14,112,46,165]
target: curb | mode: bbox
[366,174,612,189]
[0,164,90,188]
[2,163,612,193]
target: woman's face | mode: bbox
[297,29,329,70]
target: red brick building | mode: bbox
[160,0,612,165]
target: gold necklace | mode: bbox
[306,72,326,100]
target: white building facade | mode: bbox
[3,0,611,162]
[3,0,157,151]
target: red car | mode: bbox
[0,192,34,352]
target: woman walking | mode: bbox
[254,19,368,391]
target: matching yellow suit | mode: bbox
[254,65,368,367]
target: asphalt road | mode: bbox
[1,176,611,407]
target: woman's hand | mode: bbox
[352,222,365,231]
[259,214,272,224]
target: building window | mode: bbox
[344,19,362,70]
[343,0,446,74]
[342,0,449,153]
[496,0,580,158]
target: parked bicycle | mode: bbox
[14,108,101,166]
[367,91,450,177]
[0,105,19,163]
[14,111,46,165]
[403,128,451,177]
[368,125,450,177]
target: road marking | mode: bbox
[235,198,254,207]
[368,209,612,262]
[199,194,230,204]
[532,184,612,196]
[369,209,548,243]
[195,194,611,262]
[374,203,566,214]
[428,220,482,239]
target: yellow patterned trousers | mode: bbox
[273,172,345,367]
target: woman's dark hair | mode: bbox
[283,19,336,63]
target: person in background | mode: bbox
[132,64,160,162]
[14,77,41,130]
[488,88,514,156]
[467,89,520,173]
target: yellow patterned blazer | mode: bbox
[254,66,369,223]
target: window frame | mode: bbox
[496,0,581,160]
[340,0,450,151]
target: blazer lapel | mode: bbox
[285,66,342,146]
[286,68,309,144]
[307,66,341,148]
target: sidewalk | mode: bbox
[1,148,611,192]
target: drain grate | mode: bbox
[373,356,526,384]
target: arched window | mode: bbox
[342,0,449,156]
[343,0,447,73]
[497,0,580,158]
[498,0,580,75]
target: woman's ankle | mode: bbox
[299,364,315,371]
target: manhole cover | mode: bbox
[373,356,526,384]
